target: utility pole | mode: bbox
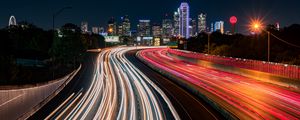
[52,7,72,79]
[267,31,270,62]
[208,33,210,54]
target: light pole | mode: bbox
[267,31,270,62]
[52,6,72,79]
[208,33,210,54]
[251,21,271,62]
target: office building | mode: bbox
[162,16,173,38]
[152,24,162,37]
[173,10,180,36]
[179,2,190,38]
[137,20,151,36]
[121,15,131,36]
[198,13,207,33]
[81,21,88,33]
[190,19,197,36]
[107,17,117,36]
[214,21,224,34]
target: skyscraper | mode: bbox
[214,21,224,34]
[121,15,131,36]
[81,22,88,33]
[173,10,180,36]
[107,17,117,36]
[162,15,173,38]
[198,13,207,33]
[137,20,151,36]
[179,2,190,38]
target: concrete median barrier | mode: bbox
[167,50,300,91]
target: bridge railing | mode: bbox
[167,49,300,80]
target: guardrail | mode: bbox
[0,65,81,120]
[168,49,300,80]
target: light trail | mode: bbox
[47,47,179,120]
[138,48,300,120]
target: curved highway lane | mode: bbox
[138,48,300,120]
[126,50,223,120]
[31,47,179,120]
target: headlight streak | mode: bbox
[48,47,179,120]
[139,48,300,120]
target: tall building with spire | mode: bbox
[179,2,190,38]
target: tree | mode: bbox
[49,23,87,67]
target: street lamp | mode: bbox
[250,21,271,62]
[207,32,211,54]
[52,6,72,79]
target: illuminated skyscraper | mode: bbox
[137,20,151,36]
[198,13,207,33]
[107,17,117,36]
[121,15,131,36]
[81,21,88,33]
[162,15,173,38]
[8,15,17,26]
[173,10,180,36]
[179,2,190,38]
[214,21,224,34]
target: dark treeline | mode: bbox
[178,24,300,65]
[0,22,105,85]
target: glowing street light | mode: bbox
[251,21,263,33]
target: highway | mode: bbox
[30,47,179,120]
[139,48,300,120]
[126,50,223,120]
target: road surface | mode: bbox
[126,50,223,120]
[30,47,179,120]
[139,48,300,120]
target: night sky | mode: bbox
[1,0,300,33]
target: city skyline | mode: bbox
[1,0,300,34]
[1,1,300,119]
